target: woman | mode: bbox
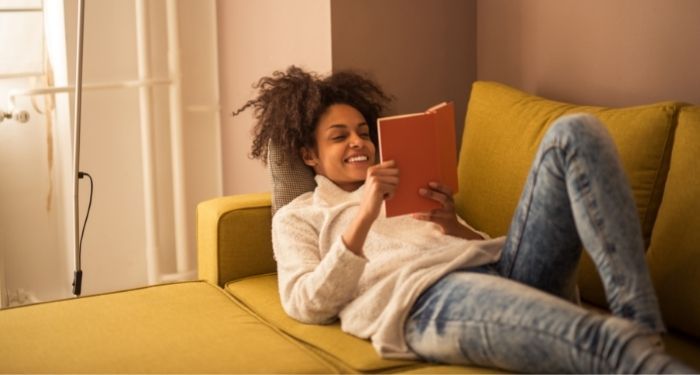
[233,66,692,373]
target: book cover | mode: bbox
[377,101,459,217]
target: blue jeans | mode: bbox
[405,114,693,373]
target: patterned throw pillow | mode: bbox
[267,141,316,216]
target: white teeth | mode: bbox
[346,155,368,163]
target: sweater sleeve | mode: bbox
[272,208,367,324]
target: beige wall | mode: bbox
[332,0,476,143]
[477,0,700,106]
[217,0,333,196]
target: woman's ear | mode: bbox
[301,147,319,167]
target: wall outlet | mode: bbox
[7,288,40,307]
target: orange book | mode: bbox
[377,101,459,217]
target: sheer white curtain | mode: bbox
[0,0,55,308]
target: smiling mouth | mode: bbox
[345,155,369,163]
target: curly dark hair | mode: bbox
[232,66,392,165]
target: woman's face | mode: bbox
[302,103,376,192]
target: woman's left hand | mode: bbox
[412,182,482,240]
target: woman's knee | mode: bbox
[544,114,613,151]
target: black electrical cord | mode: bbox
[72,171,93,296]
[78,171,93,256]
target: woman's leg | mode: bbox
[496,114,664,332]
[405,271,691,373]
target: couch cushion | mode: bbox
[0,281,336,373]
[225,274,497,374]
[225,274,412,373]
[646,105,700,339]
[457,81,680,307]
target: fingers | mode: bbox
[367,160,399,196]
[419,185,454,207]
[373,179,395,200]
[427,181,454,196]
[366,162,399,203]
[368,169,399,186]
[412,184,461,236]
[411,210,452,235]
[368,160,399,177]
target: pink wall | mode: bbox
[217,0,475,195]
[217,0,700,196]
[477,0,700,106]
[331,0,476,144]
[217,0,332,195]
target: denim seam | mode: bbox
[572,166,610,250]
[504,142,562,279]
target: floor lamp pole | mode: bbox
[72,0,86,297]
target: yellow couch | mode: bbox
[1,81,698,373]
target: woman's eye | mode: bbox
[360,133,371,139]
[332,135,346,141]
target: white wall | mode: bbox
[217,0,333,195]
[67,0,221,295]
[0,73,65,304]
[178,0,224,268]
[0,2,70,304]
[75,0,150,295]
[0,0,221,304]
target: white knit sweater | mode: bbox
[272,175,505,358]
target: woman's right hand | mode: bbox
[358,160,399,222]
[342,160,398,257]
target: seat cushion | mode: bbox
[0,281,336,373]
[225,274,412,373]
[457,81,680,307]
[646,105,700,339]
[225,274,498,374]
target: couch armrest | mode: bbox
[197,193,275,287]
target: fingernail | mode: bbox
[419,188,427,195]
[428,182,438,188]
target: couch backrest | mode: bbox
[456,81,681,311]
[646,105,700,338]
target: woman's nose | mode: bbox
[348,134,362,148]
